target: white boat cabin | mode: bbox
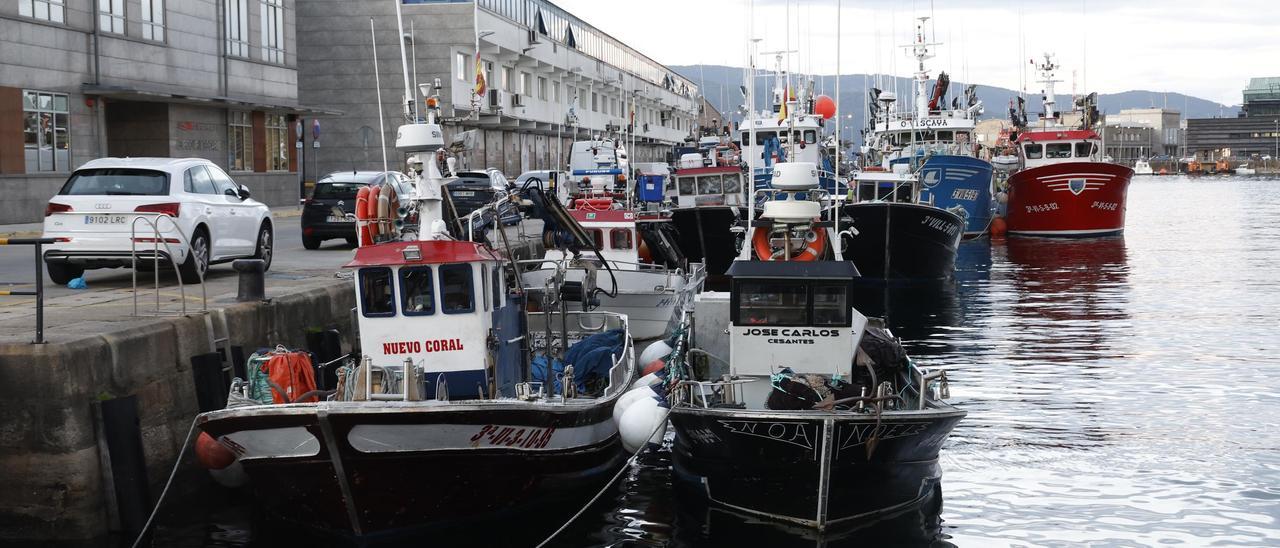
[346,240,515,400]
[1016,129,1102,169]
[669,166,747,209]
[543,207,642,270]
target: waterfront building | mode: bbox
[1186,78,1280,162]
[1104,108,1183,158]
[1099,124,1157,166]
[296,0,700,178]
[0,0,326,224]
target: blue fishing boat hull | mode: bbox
[918,155,994,238]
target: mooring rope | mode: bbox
[535,407,672,548]
[131,415,198,548]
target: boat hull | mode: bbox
[670,206,742,289]
[669,406,964,530]
[841,202,964,281]
[1004,161,1133,237]
[919,155,995,237]
[198,401,626,537]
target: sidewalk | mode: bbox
[0,205,302,238]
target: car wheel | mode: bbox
[303,233,322,250]
[254,223,273,272]
[345,235,358,247]
[179,229,210,284]
[46,261,84,285]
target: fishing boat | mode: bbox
[861,17,995,238]
[1002,54,1133,237]
[665,159,964,532]
[739,53,841,195]
[521,138,695,341]
[194,76,637,537]
[840,168,965,281]
[668,134,749,289]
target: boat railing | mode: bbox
[682,377,761,408]
[909,359,952,410]
[603,320,634,398]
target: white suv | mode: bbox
[42,157,274,284]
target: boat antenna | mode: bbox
[834,0,841,237]
[410,19,420,121]
[393,0,414,122]
[370,18,389,174]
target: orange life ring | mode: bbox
[381,181,400,237]
[574,198,613,210]
[354,186,373,246]
[366,185,382,238]
[752,225,826,261]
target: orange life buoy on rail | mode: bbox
[752,224,827,261]
[354,186,373,246]
[366,185,382,239]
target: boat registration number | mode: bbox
[85,215,128,225]
[1091,201,1119,211]
[452,191,476,197]
[1024,202,1059,213]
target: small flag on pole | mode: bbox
[474,52,486,96]
[777,83,791,122]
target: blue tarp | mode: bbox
[532,328,625,395]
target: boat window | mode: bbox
[1046,143,1073,159]
[812,284,849,326]
[737,281,808,326]
[491,264,503,308]
[439,264,475,315]
[955,131,970,143]
[480,264,490,311]
[677,176,695,195]
[802,130,817,144]
[399,267,434,316]
[723,173,742,194]
[359,268,396,318]
[698,174,723,195]
[937,130,953,142]
[610,229,633,250]
[1024,144,1043,159]
[1075,142,1095,158]
[589,228,604,249]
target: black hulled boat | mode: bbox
[841,170,965,282]
[668,139,750,291]
[666,161,964,532]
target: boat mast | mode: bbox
[393,0,414,122]
[1036,53,1061,124]
[907,17,938,122]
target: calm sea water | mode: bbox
[160,175,1280,547]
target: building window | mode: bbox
[520,72,531,96]
[501,67,512,91]
[225,0,249,57]
[98,0,125,34]
[537,77,547,100]
[22,90,70,173]
[552,81,560,103]
[228,111,253,171]
[591,92,598,112]
[264,114,288,171]
[260,0,284,63]
[455,52,467,81]
[19,0,64,23]
[141,0,164,41]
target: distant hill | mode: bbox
[673,64,1238,142]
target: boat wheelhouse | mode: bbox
[841,170,965,281]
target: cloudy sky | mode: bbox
[552,0,1276,106]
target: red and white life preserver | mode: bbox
[354,186,373,246]
[752,225,827,262]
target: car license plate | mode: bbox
[326,215,351,223]
[85,214,128,225]
[453,191,476,197]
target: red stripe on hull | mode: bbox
[1004,162,1133,236]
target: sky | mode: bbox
[551,0,1277,106]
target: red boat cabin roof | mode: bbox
[568,208,636,223]
[344,240,499,268]
[674,166,742,176]
[1017,129,1099,143]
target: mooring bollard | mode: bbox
[232,259,266,302]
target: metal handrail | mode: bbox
[0,236,66,343]
[130,214,207,316]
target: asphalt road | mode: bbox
[0,216,358,300]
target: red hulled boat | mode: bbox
[1002,55,1133,237]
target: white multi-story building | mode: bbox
[298,0,700,178]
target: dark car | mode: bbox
[445,171,521,234]
[301,171,409,249]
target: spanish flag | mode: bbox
[474,52,486,96]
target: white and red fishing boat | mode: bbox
[1002,55,1133,237]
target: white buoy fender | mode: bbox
[628,372,664,392]
[612,385,656,425]
[619,397,668,453]
[208,459,248,488]
[638,340,673,368]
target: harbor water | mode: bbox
[161,175,1280,547]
